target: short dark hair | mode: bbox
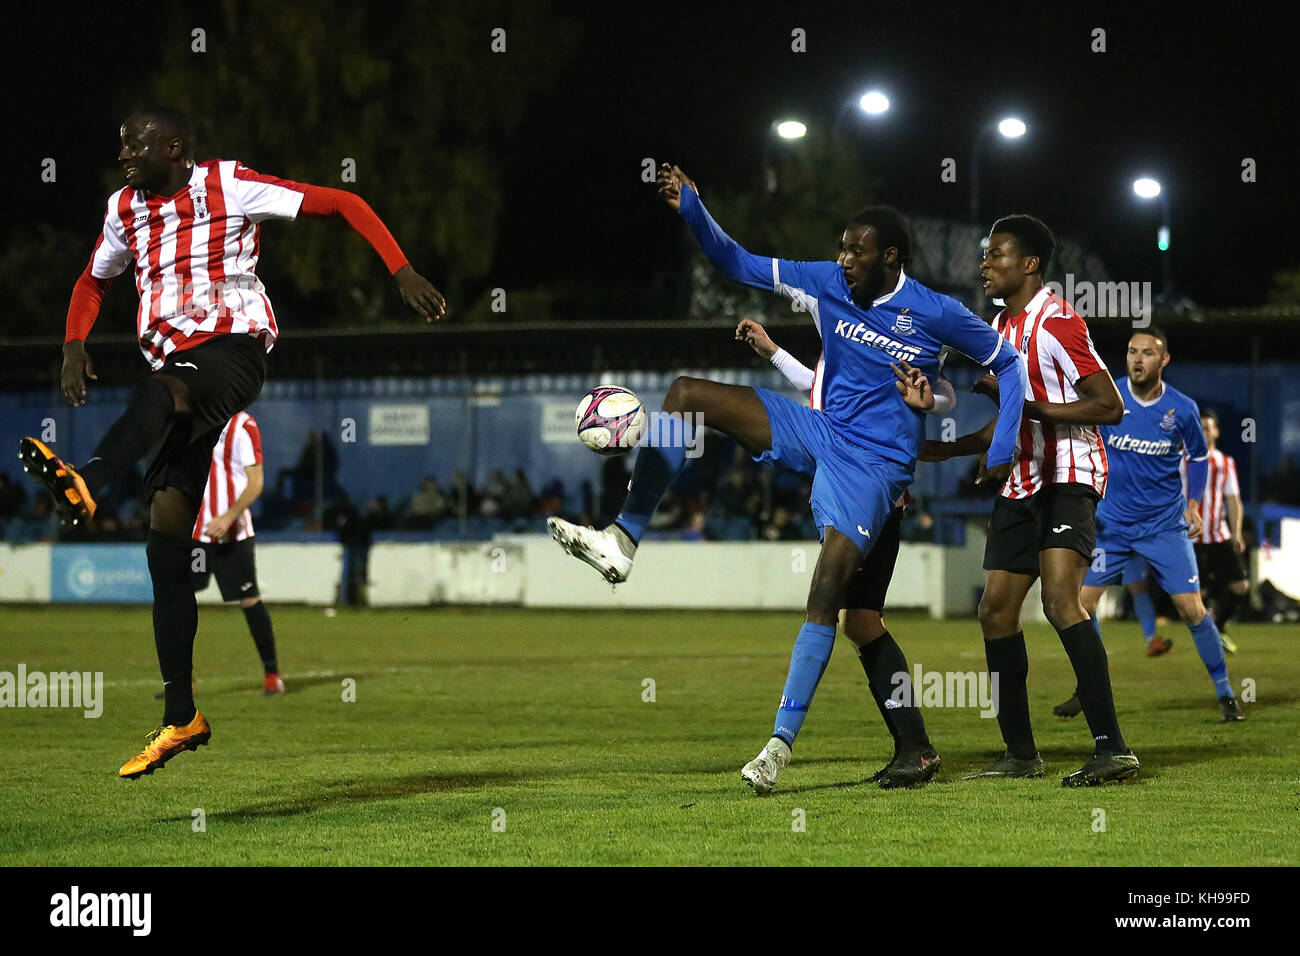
[138,106,195,160]
[1132,325,1169,352]
[1201,408,1219,426]
[849,206,912,266]
[990,214,1055,275]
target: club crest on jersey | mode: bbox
[192,191,208,219]
[891,308,914,335]
[1019,330,1032,355]
[1160,408,1176,431]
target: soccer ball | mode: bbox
[575,385,647,456]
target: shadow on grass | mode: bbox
[156,769,526,823]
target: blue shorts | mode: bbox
[1085,524,1201,595]
[753,388,911,556]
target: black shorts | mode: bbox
[191,536,261,601]
[843,507,902,611]
[1195,541,1247,588]
[144,334,268,506]
[983,483,1099,576]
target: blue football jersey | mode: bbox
[678,186,1025,469]
[1097,377,1209,535]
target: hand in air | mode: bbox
[395,265,447,323]
[735,318,777,359]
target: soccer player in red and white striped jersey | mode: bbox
[923,214,1137,785]
[190,412,285,694]
[1181,411,1251,648]
[18,108,445,779]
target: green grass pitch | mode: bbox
[1,605,1296,866]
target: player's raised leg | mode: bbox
[548,377,771,583]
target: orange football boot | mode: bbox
[1146,636,1173,657]
[18,437,96,526]
[263,673,286,696]
[119,711,212,779]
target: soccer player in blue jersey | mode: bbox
[547,163,1027,793]
[1055,328,1245,721]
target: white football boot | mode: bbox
[546,517,635,584]
[740,737,792,795]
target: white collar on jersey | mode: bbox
[1126,377,1166,407]
[873,268,907,307]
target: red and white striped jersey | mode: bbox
[193,412,264,544]
[1181,449,1240,543]
[993,287,1109,500]
[88,160,307,370]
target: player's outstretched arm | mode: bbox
[297,185,446,322]
[1026,369,1124,425]
[980,339,1029,486]
[659,163,782,292]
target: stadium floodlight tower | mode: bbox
[969,115,1027,227]
[765,119,808,192]
[1133,176,1173,302]
[858,90,890,115]
[970,116,1028,300]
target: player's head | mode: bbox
[981,215,1055,300]
[119,107,195,191]
[838,206,911,306]
[1127,326,1170,386]
[1201,409,1221,444]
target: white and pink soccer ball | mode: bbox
[575,385,647,456]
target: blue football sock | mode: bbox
[772,622,837,747]
[613,412,696,543]
[1189,614,1233,698]
[1131,590,1157,641]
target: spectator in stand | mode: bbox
[448,472,480,517]
[1264,457,1300,506]
[761,505,803,542]
[277,429,340,511]
[366,495,397,531]
[502,468,536,520]
[480,469,508,517]
[406,476,449,528]
[0,472,28,522]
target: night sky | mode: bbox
[7,3,1295,314]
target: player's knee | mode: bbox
[150,487,197,539]
[1040,587,1083,629]
[844,611,885,647]
[806,575,847,624]
[1230,580,1251,595]
[663,376,697,414]
[1180,597,1208,624]
[239,597,261,609]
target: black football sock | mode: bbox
[81,379,176,494]
[984,632,1036,759]
[147,530,198,726]
[1056,619,1127,754]
[1215,589,1244,631]
[242,601,279,673]
[860,632,929,750]
[858,642,900,746]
